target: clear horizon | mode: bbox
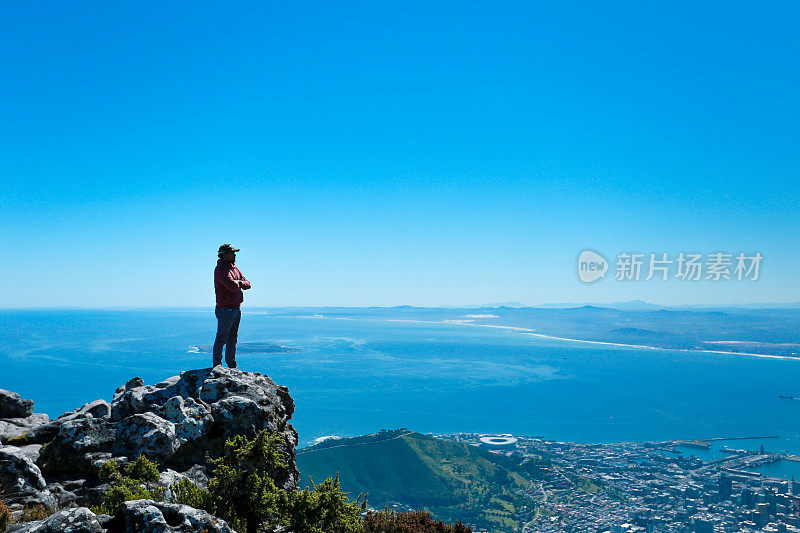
[3,299,800,311]
[2,2,798,308]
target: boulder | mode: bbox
[9,422,59,446]
[11,414,50,428]
[0,445,45,492]
[37,418,117,476]
[0,389,33,419]
[1,413,49,444]
[0,419,29,443]
[58,399,111,423]
[11,444,42,463]
[46,481,80,508]
[112,412,180,460]
[7,507,103,533]
[0,445,56,510]
[157,396,213,443]
[11,401,110,446]
[113,377,144,400]
[106,499,234,532]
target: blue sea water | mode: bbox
[2,309,800,477]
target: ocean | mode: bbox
[2,309,799,478]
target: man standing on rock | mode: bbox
[214,243,251,368]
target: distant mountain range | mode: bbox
[385,300,800,313]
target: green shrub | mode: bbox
[0,500,10,532]
[205,431,289,533]
[98,456,160,483]
[169,478,212,510]
[124,455,160,482]
[92,433,367,533]
[284,474,365,533]
[200,430,366,533]
[92,456,165,515]
[93,477,166,516]
[363,510,472,533]
[97,459,122,482]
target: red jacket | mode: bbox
[214,259,251,308]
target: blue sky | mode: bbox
[1,2,798,307]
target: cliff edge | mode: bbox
[0,367,299,532]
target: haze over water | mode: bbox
[3,309,799,477]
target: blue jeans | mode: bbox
[213,307,241,368]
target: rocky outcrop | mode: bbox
[105,500,234,532]
[1,368,300,532]
[5,499,238,533]
[0,390,34,419]
[35,367,298,490]
[0,388,50,444]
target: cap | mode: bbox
[218,244,240,254]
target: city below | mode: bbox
[435,433,800,533]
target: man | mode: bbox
[213,243,251,368]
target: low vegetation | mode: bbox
[165,430,365,533]
[0,500,9,532]
[363,510,472,533]
[92,455,166,515]
[91,431,479,532]
[0,501,55,531]
[18,504,52,522]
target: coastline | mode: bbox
[376,317,798,361]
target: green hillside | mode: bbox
[296,430,546,532]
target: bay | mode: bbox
[2,309,799,477]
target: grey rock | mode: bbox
[46,481,80,508]
[159,468,189,498]
[157,396,213,443]
[180,464,208,488]
[18,490,58,513]
[37,418,117,476]
[15,401,111,446]
[114,377,144,400]
[108,499,234,532]
[83,482,112,504]
[8,507,103,533]
[0,445,56,509]
[11,422,59,446]
[0,413,49,444]
[2,414,50,429]
[0,445,46,492]
[0,389,34,419]
[58,399,111,422]
[14,444,42,463]
[0,419,29,442]
[96,514,114,528]
[111,412,180,461]
[158,465,208,500]
[0,413,50,445]
[258,526,294,533]
[24,414,50,427]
